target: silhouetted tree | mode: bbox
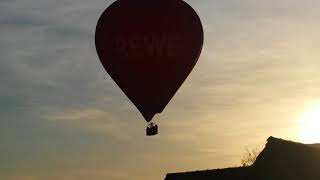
[241,146,262,167]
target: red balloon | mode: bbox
[95,0,203,122]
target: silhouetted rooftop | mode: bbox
[165,136,320,180]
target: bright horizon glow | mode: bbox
[298,104,320,144]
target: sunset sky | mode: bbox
[2,0,320,179]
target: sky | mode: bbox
[1,0,320,179]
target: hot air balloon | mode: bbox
[95,0,203,136]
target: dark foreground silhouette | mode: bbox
[165,137,320,180]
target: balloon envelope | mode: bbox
[95,0,203,122]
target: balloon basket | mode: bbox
[146,122,158,136]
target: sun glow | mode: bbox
[298,105,320,144]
